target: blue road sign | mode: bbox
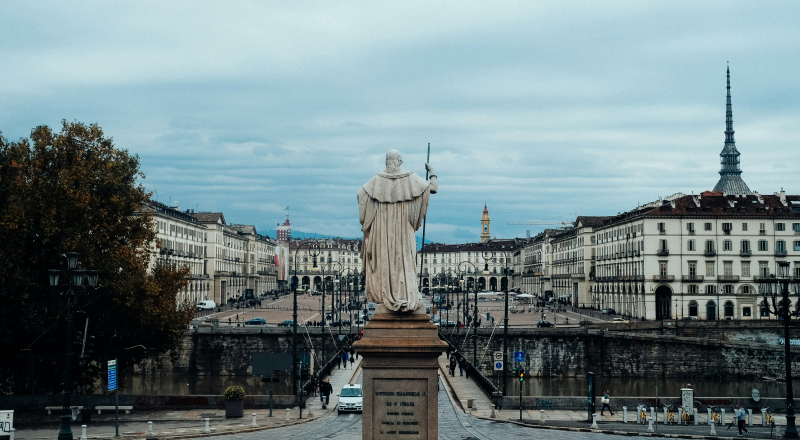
[108,360,117,392]
[514,351,525,362]
[494,362,503,370]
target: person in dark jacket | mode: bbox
[319,378,333,405]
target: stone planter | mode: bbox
[225,400,244,418]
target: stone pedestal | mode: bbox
[353,309,447,440]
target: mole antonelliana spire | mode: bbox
[712,64,752,195]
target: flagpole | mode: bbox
[418,143,431,294]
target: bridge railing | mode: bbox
[438,330,499,400]
[301,347,345,399]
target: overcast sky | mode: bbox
[2,1,798,243]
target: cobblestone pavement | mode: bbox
[199,377,641,440]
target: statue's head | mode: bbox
[385,149,403,172]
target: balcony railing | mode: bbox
[776,250,788,257]
[657,249,669,256]
[653,275,675,282]
[718,275,739,282]
[704,250,716,257]
[682,275,704,282]
[740,250,752,257]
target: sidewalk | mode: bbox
[437,359,788,439]
[12,357,362,440]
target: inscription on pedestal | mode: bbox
[372,378,428,439]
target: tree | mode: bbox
[0,121,194,394]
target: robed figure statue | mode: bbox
[357,150,437,313]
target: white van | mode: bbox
[196,300,216,311]
[337,384,363,414]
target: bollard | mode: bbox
[539,409,545,425]
[251,413,258,427]
[748,409,752,427]
[663,407,668,425]
[707,407,712,425]
[694,408,698,425]
[80,425,88,440]
[710,419,717,435]
[591,413,598,429]
[147,421,154,438]
[307,403,315,417]
[284,408,291,420]
[721,409,726,425]
[203,418,210,434]
[650,407,655,425]
[678,408,683,425]
[623,406,628,423]
[647,416,654,433]
[9,428,14,440]
[762,408,767,427]
[490,404,497,419]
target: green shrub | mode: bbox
[224,386,246,401]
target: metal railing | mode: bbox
[438,330,499,400]
[301,347,345,395]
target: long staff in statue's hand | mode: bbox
[418,143,431,291]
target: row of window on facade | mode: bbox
[658,221,800,235]
[658,238,800,253]
[659,260,800,278]
[686,300,792,319]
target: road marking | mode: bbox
[348,413,354,419]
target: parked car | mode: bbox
[341,319,352,326]
[611,317,628,324]
[337,384,363,414]
[278,319,295,327]
[245,318,267,326]
[196,300,216,311]
[354,317,365,324]
[682,316,698,321]
[536,320,554,328]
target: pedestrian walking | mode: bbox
[457,356,465,377]
[228,317,232,326]
[735,405,748,436]
[600,390,614,416]
[342,351,349,369]
[235,313,239,322]
[448,357,456,377]
[336,354,342,369]
[319,378,333,405]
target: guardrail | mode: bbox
[300,347,345,401]
[438,330,499,401]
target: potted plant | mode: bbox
[224,386,245,418]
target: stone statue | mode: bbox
[358,149,437,313]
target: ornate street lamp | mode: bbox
[49,252,98,440]
[758,261,800,439]
[484,248,513,405]
[458,261,478,365]
[292,241,319,405]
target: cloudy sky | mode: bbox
[2,1,798,243]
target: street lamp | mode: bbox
[292,241,319,405]
[758,261,800,438]
[49,252,99,440]
[458,261,478,365]
[484,248,513,404]
[320,260,341,382]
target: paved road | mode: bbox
[201,377,636,440]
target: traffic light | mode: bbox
[519,368,525,382]
[82,335,95,358]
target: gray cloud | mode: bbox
[1,1,798,244]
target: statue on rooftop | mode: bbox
[357,149,437,312]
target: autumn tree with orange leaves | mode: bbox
[0,121,194,394]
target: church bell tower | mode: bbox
[480,204,491,243]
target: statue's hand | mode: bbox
[425,163,435,175]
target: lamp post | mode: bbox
[484,248,513,401]
[292,241,319,403]
[758,261,800,439]
[458,261,478,364]
[48,252,99,440]
[320,261,341,372]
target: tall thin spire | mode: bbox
[713,64,751,195]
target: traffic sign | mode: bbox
[493,351,503,362]
[494,361,503,371]
[514,351,525,362]
[107,359,117,392]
